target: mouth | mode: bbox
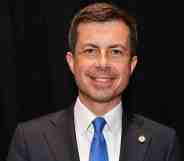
[88,75,115,88]
[91,76,113,82]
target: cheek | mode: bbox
[117,64,132,79]
[73,61,89,78]
[74,57,94,73]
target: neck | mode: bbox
[78,94,121,116]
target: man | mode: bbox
[7,2,181,161]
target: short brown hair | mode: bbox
[68,2,137,56]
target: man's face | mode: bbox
[66,21,137,104]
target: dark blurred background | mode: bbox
[0,0,183,160]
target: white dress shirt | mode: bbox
[74,97,122,161]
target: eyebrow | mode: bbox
[82,43,98,48]
[108,44,128,51]
[82,43,128,51]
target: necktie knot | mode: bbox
[92,117,106,134]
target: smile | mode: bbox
[93,77,113,82]
[89,75,115,87]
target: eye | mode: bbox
[83,48,97,55]
[111,49,123,56]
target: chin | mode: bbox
[87,92,121,103]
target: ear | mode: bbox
[66,51,75,74]
[130,56,138,74]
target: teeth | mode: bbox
[95,78,111,82]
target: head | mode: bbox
[66,2,138,111]
[68,2,137,56]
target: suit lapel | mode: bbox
[119,115,152,161]
[44,107,80,161]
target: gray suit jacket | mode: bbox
[7,106,181,161]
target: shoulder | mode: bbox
[16,107,71,134]
[8,107,74,161]
[132,114,177,138]
[132,114,182,160]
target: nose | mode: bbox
[96,50,109,67]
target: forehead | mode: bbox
[76,21,130,47]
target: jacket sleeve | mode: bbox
[6,125,29,161]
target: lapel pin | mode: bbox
[138,135,146,143]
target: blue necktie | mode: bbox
[89,117,109,161]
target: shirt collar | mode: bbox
[74,97,122,135]
[74,97,96,135]
[103,101,122,135]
